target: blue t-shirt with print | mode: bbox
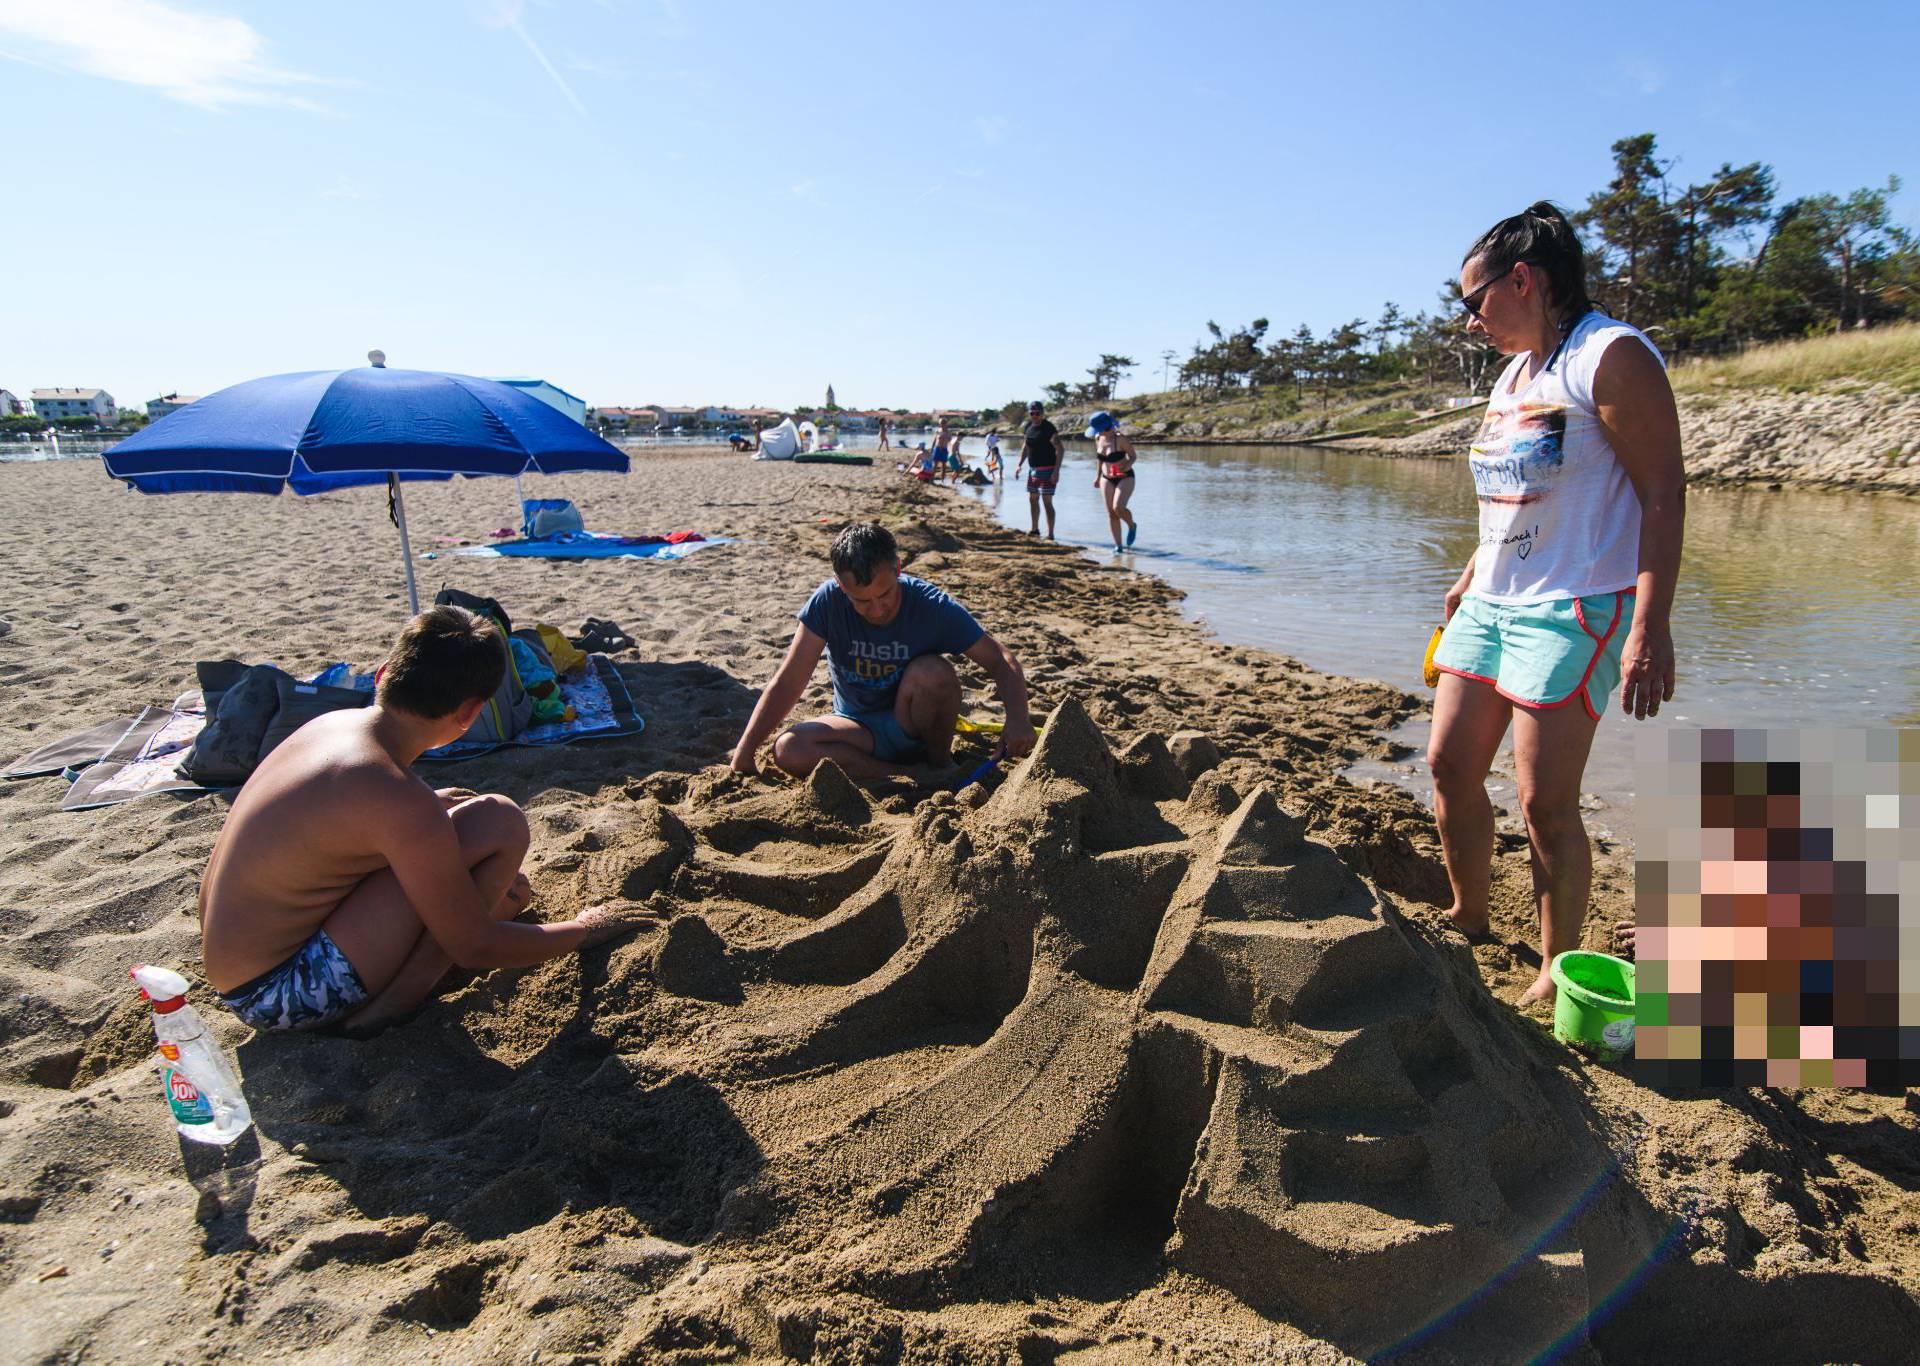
[798,574,984,716]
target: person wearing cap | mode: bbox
[1014,401,1064,537]
[1086,410,1139,552]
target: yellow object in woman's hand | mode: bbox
[1423,626,1446,688]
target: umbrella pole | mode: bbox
[513,475,526,535]
[389,473,421,616]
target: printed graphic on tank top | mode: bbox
[1466,311,1662,605]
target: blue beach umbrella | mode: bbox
[103,354,628,614]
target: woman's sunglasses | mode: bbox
[1460,265,1518,319]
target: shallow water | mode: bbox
[954,439,1920,827]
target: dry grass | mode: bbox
[1670,323,1920,395]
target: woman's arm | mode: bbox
[1593,336,1686,720]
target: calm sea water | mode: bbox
[948,439,1920,832]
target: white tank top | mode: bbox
[1466,311,1661,605]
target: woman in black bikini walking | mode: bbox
[1087,410,1138,552]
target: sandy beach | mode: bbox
[1,449,1916,1361]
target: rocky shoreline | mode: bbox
[1096,382,1920,494]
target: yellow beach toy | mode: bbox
[954,716,1004,736]
[1423,625,1446,688]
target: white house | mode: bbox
[0,388,23,416]
[147,392,201,419]
[32,388,116,422]
[489,377,587,425]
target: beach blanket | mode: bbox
[451,532,732,561]
[7,656,644,811]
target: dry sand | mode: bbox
[0,449,1916,1362]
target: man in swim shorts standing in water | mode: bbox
[197,607,641,1034]
[1015,400,1063,537]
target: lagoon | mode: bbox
[955,439,1920,833]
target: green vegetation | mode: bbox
[1669,322,1920,395]
[1030,132,1917,421]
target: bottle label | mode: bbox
[163,1064,214,1125]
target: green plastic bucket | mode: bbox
[1550,951,1636,1056]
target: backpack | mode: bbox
[433,588,531,744]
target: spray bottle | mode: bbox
[130,965,253,1145]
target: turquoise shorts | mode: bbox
[1433,591,1634,720]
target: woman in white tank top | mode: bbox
[1426,202,1685,1007]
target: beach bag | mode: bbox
[180,662,369,785]
[434,587,513,636]
[522,498,585,539]
[256,675,371,761]
[181,663,284,785]
[431,592,532,745]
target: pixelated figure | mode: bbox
[1635,728,1917,1088]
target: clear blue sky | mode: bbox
[2,0,1913,411]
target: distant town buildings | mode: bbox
[32,387,116,422]
[0,388,22,416]
[593,407,661,431]
[489,377,587,425]
[146,392,200,419]
[825,383,836,410]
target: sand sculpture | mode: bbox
[19,699,1917,1359]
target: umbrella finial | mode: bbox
[368,349,387,368]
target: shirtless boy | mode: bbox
[729,521,1037,780]
[198,606,637,1034]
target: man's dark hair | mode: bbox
[1463,200,1596,326]
[377,605,506,718]
[830,521,898,585]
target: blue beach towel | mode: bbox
[452,532,733,561]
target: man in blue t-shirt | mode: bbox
[729,521,1038,779]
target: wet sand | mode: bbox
[0,450,1915,1361]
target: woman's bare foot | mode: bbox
[1444,904,1493,938]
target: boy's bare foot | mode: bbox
[501,871,533,918]
[1518,974,1556,1006]
[1444,904,1493,938]
[576,902,656,950]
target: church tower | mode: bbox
[825,384,837,411]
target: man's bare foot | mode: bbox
[576,902,656,950]
[1518,975,1555,1006]
[1444,904,1493,938]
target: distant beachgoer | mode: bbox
[907,442,938,482]
[728,433,753,451]
[729,522,1037,780]
[1426,201,1684,1005]
[197,607,643,1034]
[878,415,891,451]
[984,430,1002,480]
[930,419,954,479]
[1087,410,1138,551]
[1014,400,1062,537]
